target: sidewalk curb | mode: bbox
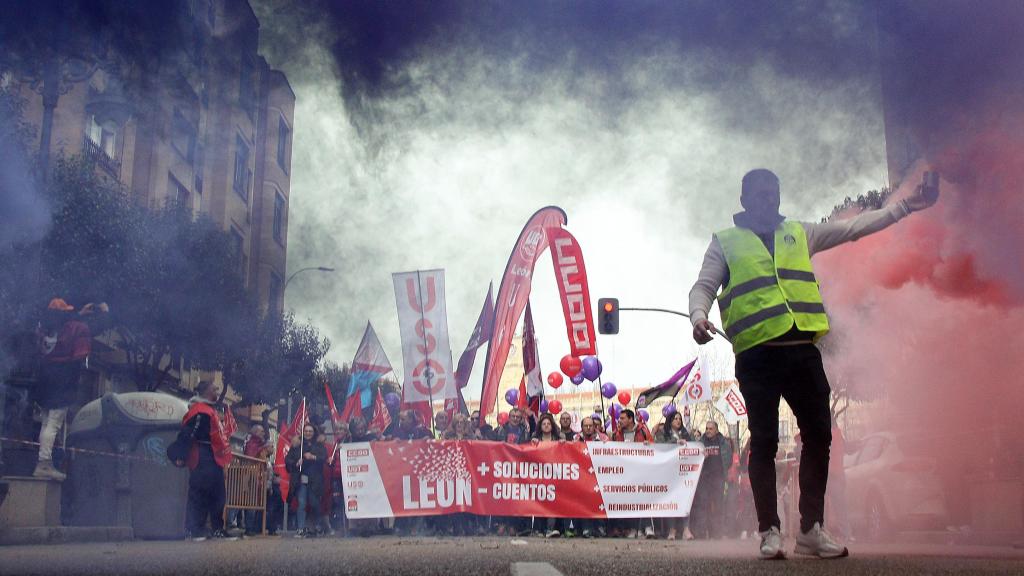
[0,526,133,546]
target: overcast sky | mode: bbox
[252,1,888,401]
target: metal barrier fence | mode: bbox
[223,453,269,535]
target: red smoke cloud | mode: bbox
[813,118,1024,520]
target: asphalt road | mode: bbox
[1,536,1022,576]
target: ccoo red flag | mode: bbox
[368,388,393,435]
[274,398,308,502]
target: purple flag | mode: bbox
[450,283,494,415]
[634,358,698,410]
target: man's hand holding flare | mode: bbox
[693,319,720,344]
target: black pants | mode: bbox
[691,474,724,538]
[266,485,283,533]
[186,458,225,535]
[735,344,832,534]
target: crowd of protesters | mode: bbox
[174,399,779,543]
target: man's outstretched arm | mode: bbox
[806,189,936,256]
[689,237,727,344]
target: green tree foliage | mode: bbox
[0,116,328,405]
[822,188,892,223]
[225,312,330,407]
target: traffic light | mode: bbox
[597,297,619,334]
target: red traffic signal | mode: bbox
[597,298,619,335]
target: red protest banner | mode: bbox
[479,207,568,423]
[547,227,597,357]
[340,440,705,519]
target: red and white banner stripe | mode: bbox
[340,440,705,519]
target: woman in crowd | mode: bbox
[433,411,451,439]
[532,413,565,538]
[658,410,694,540]
[285,423,328,538]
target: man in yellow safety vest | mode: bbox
[688,169,936,559]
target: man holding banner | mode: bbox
[689,168,937,559]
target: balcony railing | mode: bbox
[83,136,122,180]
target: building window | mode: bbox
[194,173,203,211]
[233,135,249,202]
[239,56,255,118]
[277,116,290,171]
[171,110,196,164]
[87,115,117,158]
[168,173,190,209]
[230,227,247,278]
[273,193,285,245]
[269,272,283,315]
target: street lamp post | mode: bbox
[278,265,331,534]
[284,266,335,292]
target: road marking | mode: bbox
[511,562,565,576]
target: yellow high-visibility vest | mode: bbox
[715,221,829,354]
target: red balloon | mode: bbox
[547,372,564,389]
[560,355,582,378]
[618,391,632,406]
[497,412,510,425]
[548,400,563,415]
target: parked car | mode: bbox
[844,432,948,540]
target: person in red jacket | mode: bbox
[612,409,653,443]
[176,380,235,541]
[33,298,92,481]
[241,423,267,535]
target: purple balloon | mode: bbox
[505,388,519,406]
[581,356,603,381]
[591,412,603,423]
[608,403,622,418]
[571,372,585,385]
[638,409,650,423]
[601,382,617,399]
[540,399,550,413]
[384,392,401,411]
[662,403,678,417]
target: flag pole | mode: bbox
[416,270,437,437]
[297,397,306,473]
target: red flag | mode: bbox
[341,391,364,421]
[403,399,432,432]
[443,394,463,418]
[547,227,597,357]
[274,398,308,503]
[517,375,528,412]
[480,206,567,423]
[324,380,344,433]
[368,388,392,435]
[523,301,543,415]
[223,404,238,439]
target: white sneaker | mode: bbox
[32,460,66,481]
[643,525,656,539]
[759,526,786,559]
[794,522,849,558]
[544,529,560,538]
